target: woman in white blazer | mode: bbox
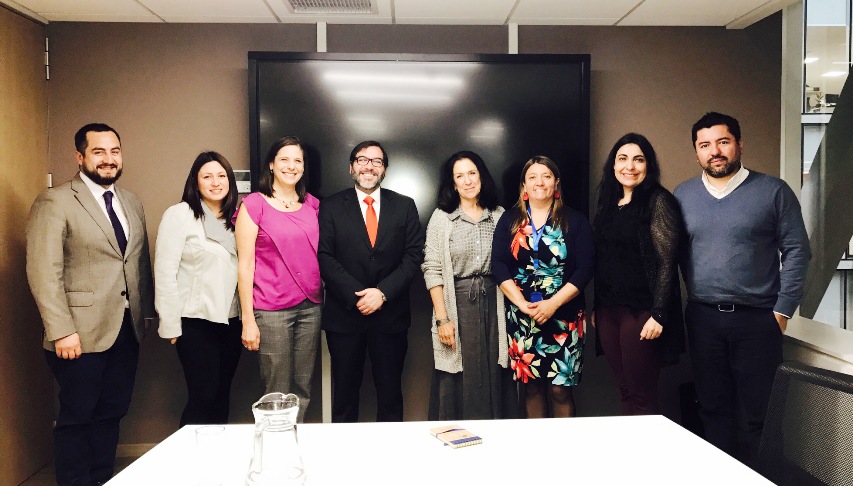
[155,151,241,426]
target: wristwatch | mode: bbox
[435,318,451,326]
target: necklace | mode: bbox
[273,191,297,209]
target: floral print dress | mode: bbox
[492,207,595,386]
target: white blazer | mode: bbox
[154,202,238,339]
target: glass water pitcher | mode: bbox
[246,392,305,486]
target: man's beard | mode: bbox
[351,168,385,191]
[704,156,741,179]
[82,163,122,185]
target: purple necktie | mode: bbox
[103,190,127,255]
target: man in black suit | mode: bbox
[318,140,424,422]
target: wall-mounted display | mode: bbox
[248,52,591,219]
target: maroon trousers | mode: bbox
[596,305,661,415]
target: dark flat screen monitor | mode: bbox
[248,53,591,219]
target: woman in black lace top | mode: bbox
[592,133,685,415]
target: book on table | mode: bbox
[429,424,482,448]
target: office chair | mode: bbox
[757,361,853,486]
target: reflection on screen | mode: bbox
[251,54,590,222]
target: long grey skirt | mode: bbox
[428,275,519,420]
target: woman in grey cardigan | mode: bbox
[422,151,518,420]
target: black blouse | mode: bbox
[593,187,686,365]
[594,201,653,311]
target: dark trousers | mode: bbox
[685,302,783,467]
[45,311,139,486]
[175,317,242,426]
[325,327,408,422]
[596,305,661,415]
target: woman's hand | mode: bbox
[437,321,456,350]
[513,300,536,318]
[242,318,261,351]
[527,298,560,324]
[590,310,596,328]
[498,280,535,319]
[639,316,663,340]
[169,338,178,345]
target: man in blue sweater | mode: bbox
[674,112,810,467]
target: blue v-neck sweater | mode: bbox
[674,171,811,317]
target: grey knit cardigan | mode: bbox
[421,207,509,373]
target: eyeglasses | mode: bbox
[354,156,385,167]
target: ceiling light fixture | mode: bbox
[821,71,847,77]
[286,0,373,14]
[803,57,819,64]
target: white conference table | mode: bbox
[107,415,771,485]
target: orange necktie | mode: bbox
[365,196,378,247]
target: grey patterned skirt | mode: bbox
[428,275,519,420]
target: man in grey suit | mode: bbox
[26,123,155,485]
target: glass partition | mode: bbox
[801,0,852,329]
[803,0,849,113]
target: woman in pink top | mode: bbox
[235,136,322,421]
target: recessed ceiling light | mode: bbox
[821,71,847,77]
[804,57,819,64]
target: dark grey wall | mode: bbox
[44,14,782,444]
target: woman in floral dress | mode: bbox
[492,156,594,418]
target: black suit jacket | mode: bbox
[318,188,424,334]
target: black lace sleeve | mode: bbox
[644,189,683,325]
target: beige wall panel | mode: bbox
[0,6,52,485]
[45,15,781,445]
[519,21,783,193]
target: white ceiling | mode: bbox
[3,0,797,28]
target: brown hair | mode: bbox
[182,151,238,231]
[508,155,568,236]
[258,136,307,202]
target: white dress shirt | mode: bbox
[355,186,381,223]
[701,166,750,199]
[79,171,131,307]
[79,171,131,240]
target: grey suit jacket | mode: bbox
[26,173,155,352]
